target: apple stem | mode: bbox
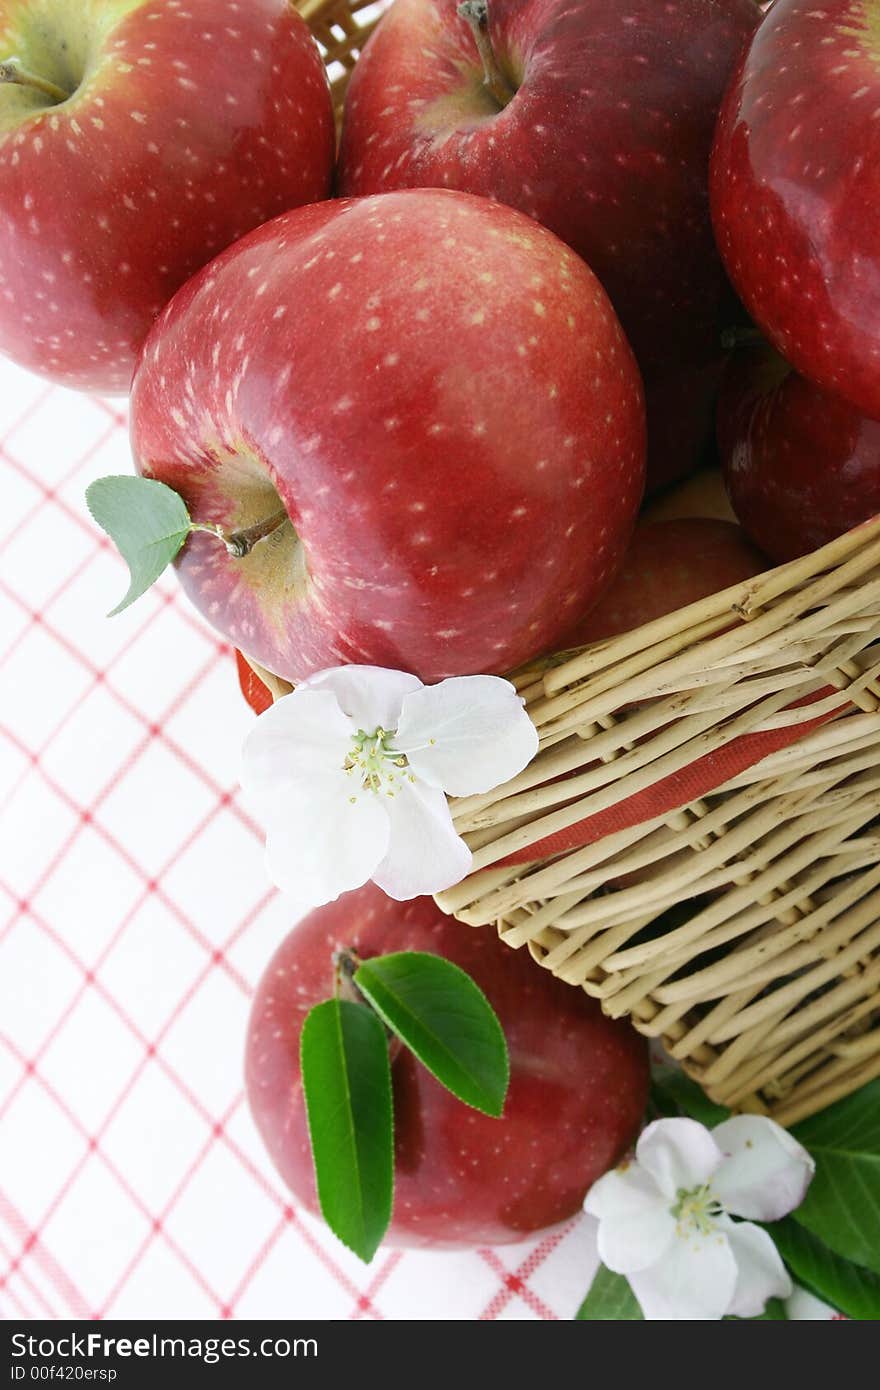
[0,58,69,105]
[457,1,515,110]
[192,508,289,559]
[335,949,365,1005]
[334,950,403,1061]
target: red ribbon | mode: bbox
[501,689,846,865]
[235,649,274,717]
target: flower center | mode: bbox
[671,1184,724,1237]
[344,728,411,796]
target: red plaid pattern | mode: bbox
[0,358,601,1321]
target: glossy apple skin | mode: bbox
[337,0,759,491]
[717,345,880,564]
[131,189,646,683]
[0,0,334,393]
[564,517,767,645]
[246,886,649,1249]
[711,0,880,421]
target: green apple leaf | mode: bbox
[650,1066,730,1127]
[770,1217,880,1320]
[788,1079,880,1275]
[576,1266,643,1320]
[85,475,192,615]
[299,998,393,1265]
[353,951,509,1117]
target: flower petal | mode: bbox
[371,779,472,900]
[240,688,354,813]
[584,1165,676,1274]
[636,1117,724,1201]
[712,1115,815,1221]
[302,665,423,732]
[786,1285,840,1320]
[628,1226,738,1320]
[261,769,390,907]
[393,675,538,796]
[724,1219,792,1318]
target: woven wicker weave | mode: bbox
[434,519,880,1126]
[297,0,386,118]
[286,0,880,1125]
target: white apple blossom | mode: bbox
[786,1286,843,1320]
[241,664,538,906]
[584,1115,815,1320]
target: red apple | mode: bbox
[130,188,646,684]
[0,0,334,394]
[337,0,759,492]
[565,517,767,646]
[718,344,880,563]
[711,0,880,421]
[246,885,649,1249]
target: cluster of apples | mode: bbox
[4,0,878,1250]
[2,0,783,695]
[711,0,880,562]
[2,0,878,672]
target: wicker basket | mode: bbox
[297,0,386,118]
[281,0,880,1126]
